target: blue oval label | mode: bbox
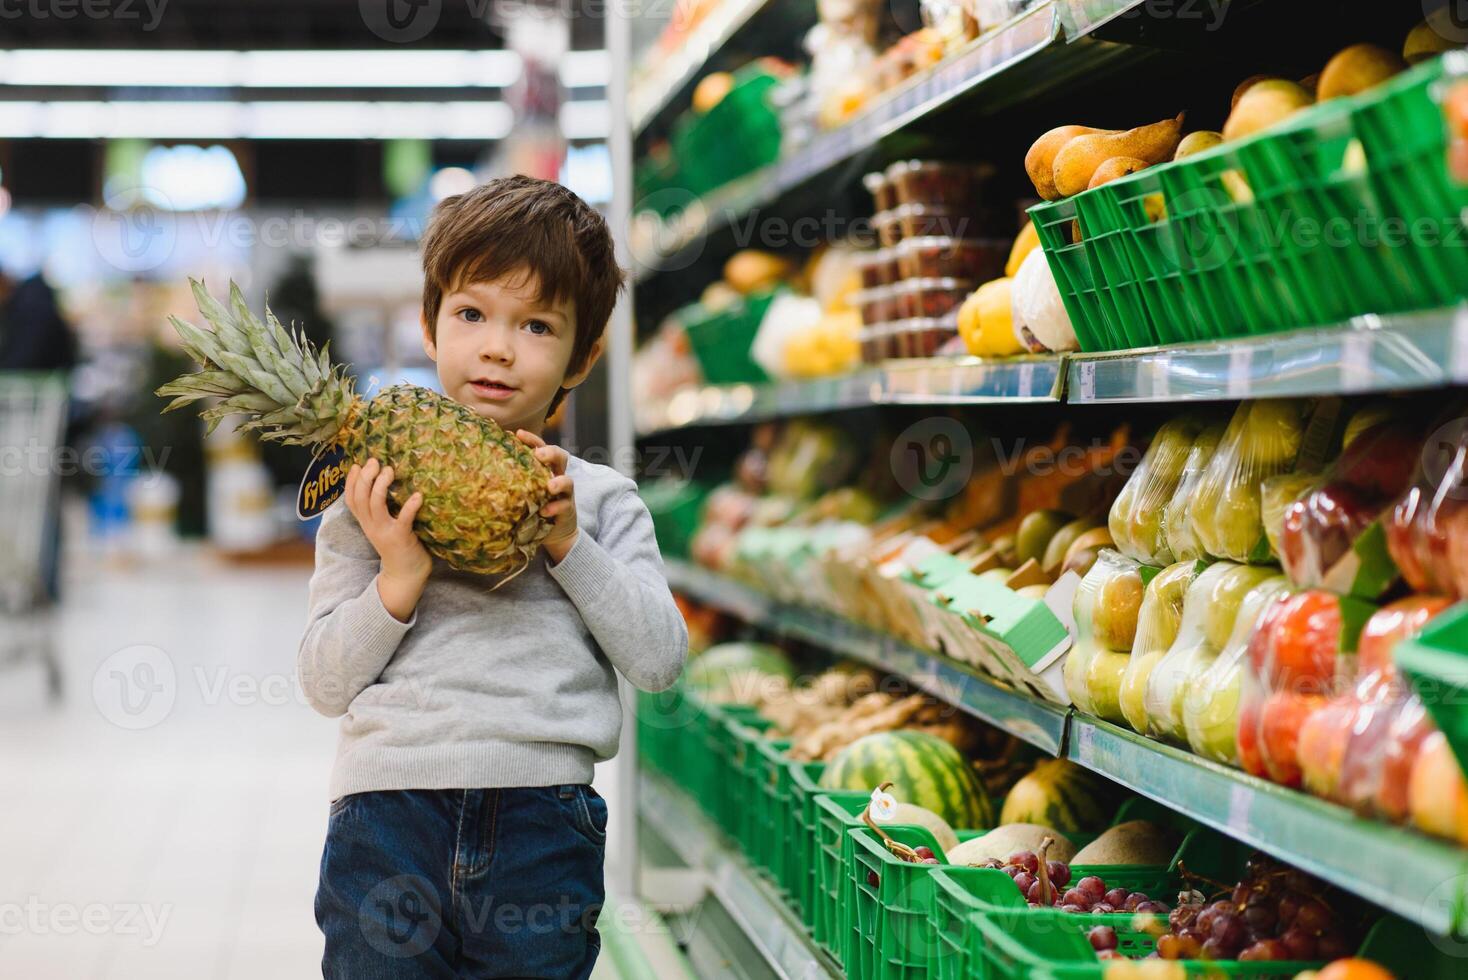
[297,444,349,519]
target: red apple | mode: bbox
[1333,422,1422,498]
[1357,597,1452,675]
[1388,485,1431,593]
[1378,696,1435,822]
[1280,482,1377,586]
[1266,591,1342,693]
[1297,699,1355,801]
[1260,689,1326,787]
[1238,696,1266,778]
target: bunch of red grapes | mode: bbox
[1155,855,1353,962]
[976,850,1169,916]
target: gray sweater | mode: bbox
[298,455,688,799]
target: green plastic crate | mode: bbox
[640,478,712,560]
[752,736,795,885]
[789,761,828,926]
[814,791,877,961]
[680,289,777,385]
[1395,600,1468,772]
[670,63,782,197]
[728,715,778,861]
[1028,195,1117,353]
[702,703,765,835]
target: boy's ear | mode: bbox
[420,310,437,362]
[561,337,605,390]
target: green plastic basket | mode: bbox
[702,703,765,835]
[641,478,712,560]
[814,791,877,960]
[728,716,779,861]
[680,289,777,385]
[789,761,828,926]
[669,64,782,197]
[751,736,795,885]
[1395,600,1468,773]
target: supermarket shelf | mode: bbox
[663,559,1071,755]
[637,354,1064,436]
[627,0,774,135]
[1068,716,1468,936]
[1068,308,1468,404]
[638,770,842,980]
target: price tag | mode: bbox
[1073,723,1094,764]
[1150,354,1172,399]
[1226,783,1253,834]
[1226,346,1253,398]
[1022,361,1040,398]
[1454,308,1468,381]
[869,786,898,823]
[1342,331,1372,390]
[1076,360,1096,401]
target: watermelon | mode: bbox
[685,642,794,702]
[998,759,1115,833]
[819,730,993,829]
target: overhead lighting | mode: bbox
[559,101,610,140]
[0,101,516,139]
[0,49,532,89]
[558,51,610,89]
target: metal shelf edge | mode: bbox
[638,771,842,980]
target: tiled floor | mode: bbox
[0,547,627,979]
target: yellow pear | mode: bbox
[692,72,734,114]
[1087,156,1149,190]
[1174,131,1223,160]
[959,278,1022,357]
[1052,114,1184,198]
[1223,81,1313,141]
[1026,125,1113,200]
[1318,43,1406,100]
[1406,18,1465,64]
[1231,74,1283,111]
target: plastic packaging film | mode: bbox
[1118,559,1201,736]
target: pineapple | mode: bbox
[158,279,552,581]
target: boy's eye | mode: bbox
[524,319,552,336]
[460,308,484,322]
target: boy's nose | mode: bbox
[479,327,514,364]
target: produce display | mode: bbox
[158,280,552,581]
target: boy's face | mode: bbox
[422,267,600,435]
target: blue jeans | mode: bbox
[315,786,607,979]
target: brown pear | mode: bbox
[1051,114,1185,198]
[1318,44,1406,100]
[1026,125,1113,200]
[1223,81,1313,141]
[1174,131,1223,160]
[1087,157,1149,191]
[1232,74,1283,111]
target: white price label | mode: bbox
[1151,355,1172,399]
[1227,347,1253,398]
[1077,360,1096,401]
[869,786,898,822]
[1227,783,1252,833]
[1454,308,1468,381]
[1073,723,1094,763]
[1017,361,1036,398]
[1342,332,1371,390]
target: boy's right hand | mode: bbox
[345,458,430,622]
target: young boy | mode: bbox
[299,175,688,978]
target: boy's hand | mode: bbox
[345,458,429,622]
[516,430,577,565]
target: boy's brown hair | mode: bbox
[420,175,624,415]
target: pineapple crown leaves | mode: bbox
[156,278,356,446]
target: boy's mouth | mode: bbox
[468,378,517,402]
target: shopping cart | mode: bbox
[0,372,67,699]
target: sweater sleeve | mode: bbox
[547,478,689,692]
[297,502,417,717]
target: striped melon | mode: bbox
[685,642,794,699]
[998,759,1115,833]
[819,730,993,829]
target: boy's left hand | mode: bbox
[516,430,577,565]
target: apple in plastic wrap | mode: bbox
[1162,425,1225,563]
[1280,481,1377,587]
[1203,564,1280,649]
[1376,694,1435,822]
[1190,400,1306,562]
[1409,731,1468,845]
[1108,415,1207,565]
[1066,551,1144,720]
[1142,562,1243,743]
[1260,689,1326,787]
[1183,574,1291,765]
[1118,560,1197,735]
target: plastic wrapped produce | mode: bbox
[1064,549,1148,721]
[1296,597,1451,812]
[1142,562,1278,744]
[1118,559,1199,735]
[1183,573,1292,765]
[1386,410,1468,598]
[1189,400,1311,562]
[1108,414,1210,566]
[1278,420,1422,593]
[1237,589,1373,787]
[1160,423,1225,563]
